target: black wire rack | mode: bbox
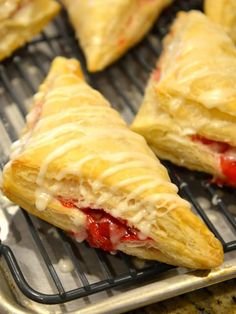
[0,0,236,305]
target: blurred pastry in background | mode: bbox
[131,10,236,188]
[204,0,236,44]
[62,0,172,72]
[0,0,60,61]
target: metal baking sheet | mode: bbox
[0,250,236,314]
[1,1,236,313]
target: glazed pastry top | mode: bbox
[10,57,188,237]
[157,11,236,118]
[3,57,223,269]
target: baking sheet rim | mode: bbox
[0,251,236,314]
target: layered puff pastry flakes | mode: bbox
[2,57,223,269]
[131,11,236,188]
[204,0,236,44]
[0,0,60,61]
[62,0,172,72]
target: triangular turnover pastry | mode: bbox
[132,11,236,188]
[62,0,172,72]
[204,0,236,44]
[0,0,60,61]
[3,57,223,269]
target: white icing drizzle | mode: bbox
[179,182,187,189]
[141,193,188,206]
[139,221,152,234]
[35,188,52,211]
[129,210,147,224]
[58,258,74,273]
[36,128,148,185]
[113,175,155,188]
[17,71,189,233]
[10,139,22,158]
[28,123,85,148]
[196,196,211,210]
[99,161,154,180]
[127,180,177,201]
[132,257,148,269]
[47,228,60,239]
[56,152,159,181]
[137,232,148,241]
[212,194,220,206]
[36,104,116,123]
[71,228,87,243]
[56,154,97,180]
[36,139,88,185]
[141,194,189,217]
[71,211,86,228]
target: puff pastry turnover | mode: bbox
[132,11,236,188]
[204,0,236,44]
[62,0,172,72]
[0,0,60,61]
[2,57,223,269]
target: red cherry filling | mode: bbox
[191,135,236,187]
[58,198,147,251]
[191,135,230,153]
[220,157,236,188]
[83,208,140,251]
[59,197,78,208]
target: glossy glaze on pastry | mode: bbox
[0,0,60,61]
[131,11,236,187]
[3,57,223,269]
[204,0,236,44]
[62,0,172,72]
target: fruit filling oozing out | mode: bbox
[58,198,149,252]
[191,135,236,187]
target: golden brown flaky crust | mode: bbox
[132,11,236,178]
[3,57,223,269]
[62,0,172,72]
[204,0,236,44]
[0,0,60,61]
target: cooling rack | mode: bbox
[0,0,236,307]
